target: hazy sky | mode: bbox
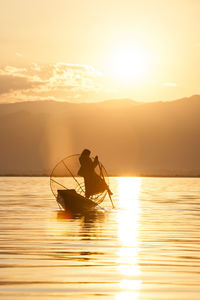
[0,0,200,103]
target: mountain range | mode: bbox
[0,95,200,176]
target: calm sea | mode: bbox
[1,177,200,300]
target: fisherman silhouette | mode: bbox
[78,149,111,198]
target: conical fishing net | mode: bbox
[50,154,109,205]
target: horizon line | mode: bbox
[0,94,200,106]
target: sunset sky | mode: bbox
[0,0,199,103]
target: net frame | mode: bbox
[50,154,109,205]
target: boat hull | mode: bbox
[57,189,97,214]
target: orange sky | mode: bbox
[0,0,200,103]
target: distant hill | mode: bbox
[0,95,200,176]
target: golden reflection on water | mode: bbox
[116,177,142,300]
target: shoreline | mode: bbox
[1,174,200,178]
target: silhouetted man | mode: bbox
[78,149,108,198]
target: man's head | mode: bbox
[81,149,91,156]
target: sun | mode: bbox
[108,46,151,83]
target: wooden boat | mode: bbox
[57,189,97,214]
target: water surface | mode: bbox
[1,177,200,300]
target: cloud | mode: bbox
[0,65,43,95]
[163,82,177,87]
[16,52,23,57]
[0,66,27,76]
[0,63,105,102]
[0,74,41,95]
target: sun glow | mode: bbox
[108,46,152,83]
[118,177,141,211]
